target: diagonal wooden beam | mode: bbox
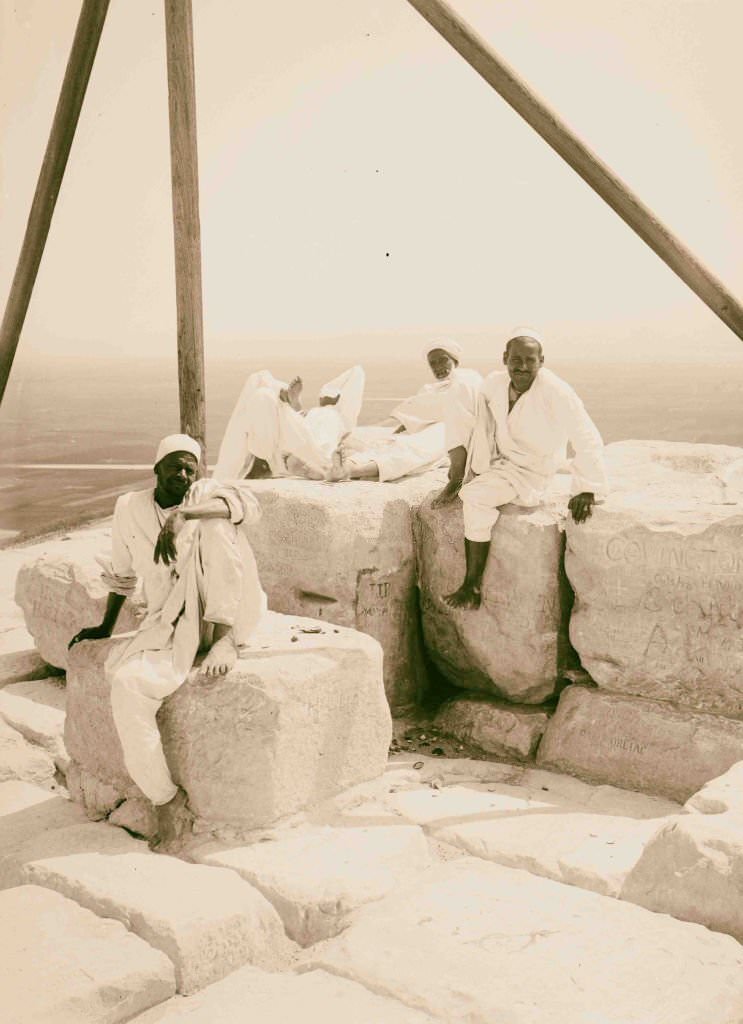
[0,0,111,405]
[164,0,206,462]
[404,0,743,342]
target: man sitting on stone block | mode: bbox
[69,433,266,846]
[442,327,607,610]
[328,343,482,483]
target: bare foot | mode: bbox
[201,635,237,676]
[150,787,193,852]
[443,582,482,610]
[279,376,303,411]
[326,447,350,482]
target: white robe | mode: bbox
[467,367,607,504]
[213,367,365,479]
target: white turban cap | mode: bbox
[507,326,543,347]
[424,340,463,363]
[155,433,201,466]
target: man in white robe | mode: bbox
[329,343,482,483]
[443,328,607,610]
[69,434,266,846]
[213,366,365,481]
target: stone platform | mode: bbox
[65,612,390,831]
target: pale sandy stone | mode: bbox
[685,761,743,815]
[0,780,86,866]
[434,811,665,897]
[622,813,743,942]
[567,440,743,715]
[0,715,55,786]
[309,858,743,1024]
[66,613,391,830]
[0,647,52,686]
[15,552,145,670]
[7,822,291,994]
[242,475,445,710]
[109,796,158,839]
[65,761,128,820]
[3,675,67,711]
[0,884,175,1024]
[195,824,430,945]
[130,965,437,1024]
[537,685,743,802]
[415,481,575,704]
[0,688,67,770]
[434,696,551,760]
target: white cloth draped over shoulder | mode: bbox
[465,368,607,504]
[390,367,481,435]
[213,367,365,480]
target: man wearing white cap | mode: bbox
[329,343,482,482]
[443,328,607,610]
[69,434,266,846]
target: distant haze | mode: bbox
[1,0,743,381]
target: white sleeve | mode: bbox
[445,374,480,451]
[561,389,607,497]
[99,496,138,595]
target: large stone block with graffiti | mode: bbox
[567,440,743,717]
[242,473,446,711]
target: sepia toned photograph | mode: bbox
[1,1,742,1020]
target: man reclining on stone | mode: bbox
[327,343,482,483]
[441,327,607,610]
[69,433,266,847]
[213,365,366,481]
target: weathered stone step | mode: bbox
[194,823,430,945]
[1,884,175,1024]
[0,684,67,771]
[0,715,56,787]
[130,965,436,1023]
[538,684,743,802]
[0,780,86,865]
[308,858,743,1024]
[0,820,293,994]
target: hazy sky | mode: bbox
[2,0,742,369]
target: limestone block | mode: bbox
[3,675,67,710]
[242,475,444,710]
[14,552,145,670]
[686,761,743,815]
[415,481,574,704]
[566,440,743,715]
[434,696,551,760]
[0,687,67,771]
[537,685,743,802]
[0,646,55,686]
[66,761,128,820]
[195,824,430,945]
[0,716,55,787]
[309,858,743,1024]
[131,965,437,1024]
[622,813,743,943]
[5,821,291,994]
[0,781,86,865]
[0,884,175,1024]
[66,612,391,829]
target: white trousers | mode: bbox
[346,423,447,482]
[109,519,246,806]
[459,470,518,542]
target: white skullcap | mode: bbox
[507,326,543,346]
[154,433,201,466]
[424,340,463,363]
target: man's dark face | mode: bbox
[503,338,543,394]
[154,451,198,504]
[427,348,456,381]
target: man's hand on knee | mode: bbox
[68,624,112,649]
[568,492,595,524]
[154,510,186,565]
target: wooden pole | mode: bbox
[0,0,110,405]
[164,0,206,459]
[404,0,743,342]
